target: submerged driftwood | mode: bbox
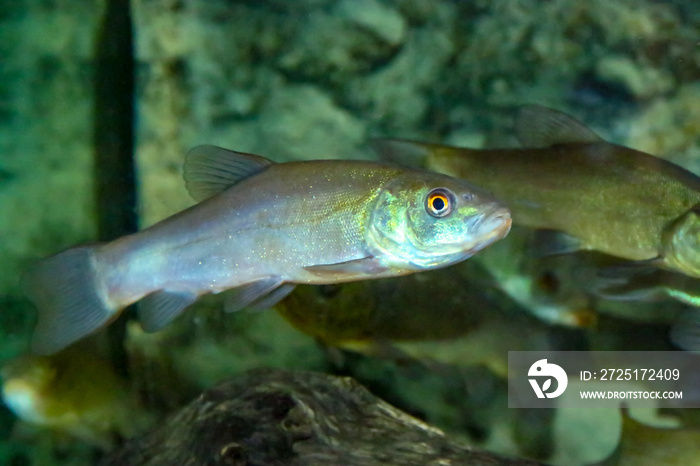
[103,368,541,466]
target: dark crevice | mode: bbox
[93,0,136,379]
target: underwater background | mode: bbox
[0,0,699,464]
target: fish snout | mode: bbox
[494,209,513,236]
[467,206,512,251]
[481,206,512,237]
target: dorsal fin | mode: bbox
[183,145,274,202]
[370,138,433,168]
[515,105,603,148]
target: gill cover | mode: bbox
[367,178,486,269]
[663,207,700,279]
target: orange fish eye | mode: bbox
[426,188,454,217]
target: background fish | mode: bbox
[23,145,511,355]
[276,259,563,376]
[601,409,700,466]
[472,225,598,329]
[1,345,149,450]
[373,105,700,282]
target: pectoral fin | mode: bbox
[670,309,700,351]
[246,283,296,312]
[224,277,286,313]
[138,290,198,332]
[515,105,603,148]
[596,260,663,281]
[590,278,667,302]
[304,256,388,279]
[590,261,677,302]
[532,230,583,257]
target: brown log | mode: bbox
[103,368,542,466]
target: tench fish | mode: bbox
[605,408,700,466]
[24,145,511,354]
[373,105,700,281]
[276,260,559,376]
[1,345,150,449]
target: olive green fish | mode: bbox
[603,408,700,466]
[1,344,150,449]
[276,260,558,376]
[24,145,511,355]
[373,105,700,282]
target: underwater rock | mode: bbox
[452,0,690,107]
[626,83,700,175]
[336,0,406,46]
[255,85,367,162]
[101,369,542,466]
[595,56,674,100]
[0,0,100,299]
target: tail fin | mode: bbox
[22,246,115,355]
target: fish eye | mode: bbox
[425,188,454,218]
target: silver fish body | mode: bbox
[24,146,511,354]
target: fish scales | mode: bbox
[23,147,511,354]
[375,106,700,278]
[101,161,402,303]
[431,142,700,261]
[372,105,700,349]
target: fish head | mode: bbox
[663,208,700,279]
[1,356,56,424]
[367,172,512,271]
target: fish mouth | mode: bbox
[413,208,512,268]
[463,208,512,254]
[376,205,512,271]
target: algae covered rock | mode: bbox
[102,368,542,466]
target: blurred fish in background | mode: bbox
[1,344,151,451]
[469,225,598,329]
[373,105,700,282]
[374,105,700,348]
[601,408,700,466]
[277,258,563,375]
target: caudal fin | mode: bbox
[22,246,115,355]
